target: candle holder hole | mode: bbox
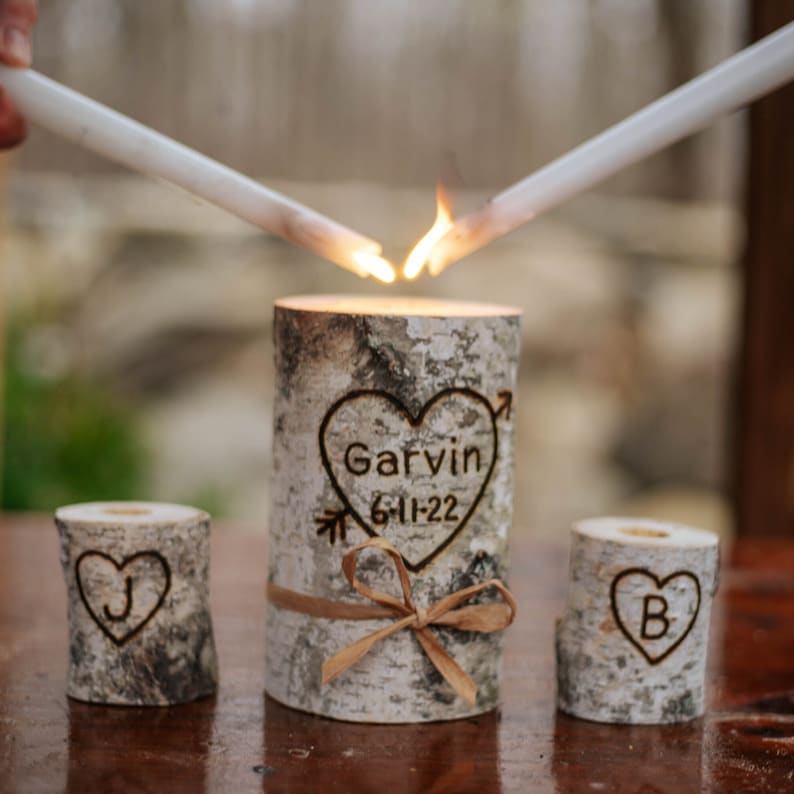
[619,526,669,539]
[103,507,151,516]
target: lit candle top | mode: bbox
[275,295,522,318]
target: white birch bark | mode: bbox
[556,517,719,724]
[265,295,521,722]
[55,501,218,705]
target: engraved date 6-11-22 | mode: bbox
[370,493,460,526]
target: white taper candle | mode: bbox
[428,22,794,275]
[0,66,393,281]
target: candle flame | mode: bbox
[352,250,397,284]
[402,184,455,281]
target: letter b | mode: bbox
[640,595,670,640]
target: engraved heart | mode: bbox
[75,551,171,646]
[610,568,701,665]
[319,388,498,572]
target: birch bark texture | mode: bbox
[55,501,218,705]
[265,295,521,722]
[555,517,719,724]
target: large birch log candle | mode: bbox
[265,295,521,722]
[555,517,719,724]
[55,502,218,706]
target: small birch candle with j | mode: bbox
[55,502,218,706]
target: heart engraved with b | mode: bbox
[610,568,701,665]
[75,550,171,646]
[319,388,503,572]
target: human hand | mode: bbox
[0,0,37,148]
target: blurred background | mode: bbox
[0,0,747,537]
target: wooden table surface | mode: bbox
[1,515,793,793]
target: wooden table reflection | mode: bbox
[1,516,792,792]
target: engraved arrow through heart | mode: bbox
[318,387,508,572]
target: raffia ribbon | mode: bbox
[266,536,517,706]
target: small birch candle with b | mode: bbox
[555,517,719,724]
[265,295,521,722]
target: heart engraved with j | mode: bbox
[319,388,499,572]
[610,568,701,665]
[75,550,171,646]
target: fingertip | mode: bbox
[0,25,32,67]
[0,0,37,67]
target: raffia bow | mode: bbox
[267,536,517,705]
